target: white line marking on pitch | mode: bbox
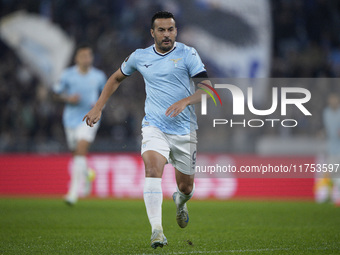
[136,246,337,255]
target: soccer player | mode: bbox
[322,93,340,206]
[83,11,209,248]
[54,44,106,205]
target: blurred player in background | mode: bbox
[83,11,209,248]
[53,44,106,205]
[320,93,340,206]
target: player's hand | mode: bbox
[66,94,80,105]
[83,107,102,127]
[165,97,190,118]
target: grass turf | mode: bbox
[0,198,339,254]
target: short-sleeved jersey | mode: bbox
[120,42,206,135]
[54,66,106,128]
[323,106,340,155]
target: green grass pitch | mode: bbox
[0,198,339,254]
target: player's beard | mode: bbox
[157,38,174,53]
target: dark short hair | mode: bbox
[75,43,92,54]
[151,11,175,29]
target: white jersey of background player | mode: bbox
[54,44,106,205]
[83,11,209,249]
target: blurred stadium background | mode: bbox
[0,0,340,200]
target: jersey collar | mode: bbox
[153,42,177,56]
[76,65,92,75]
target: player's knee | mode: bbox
[74,150,87,156]
[145,165,162,178]
[178,183,193,195]
[75,140,90,155]
[143,153,165,178]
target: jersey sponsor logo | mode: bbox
[143,64,152,68]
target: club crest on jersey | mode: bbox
[169,58,182,67]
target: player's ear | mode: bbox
[150,28,155,38]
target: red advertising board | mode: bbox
[0,154,315,199]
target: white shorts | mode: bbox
[141,125,197,175]
[65,122,99,151]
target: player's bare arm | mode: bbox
[83,69,126,127]
[165,79,211,118]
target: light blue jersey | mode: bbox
[54,66,106,128]
[323,106,340,155]
[121,42,206,135]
